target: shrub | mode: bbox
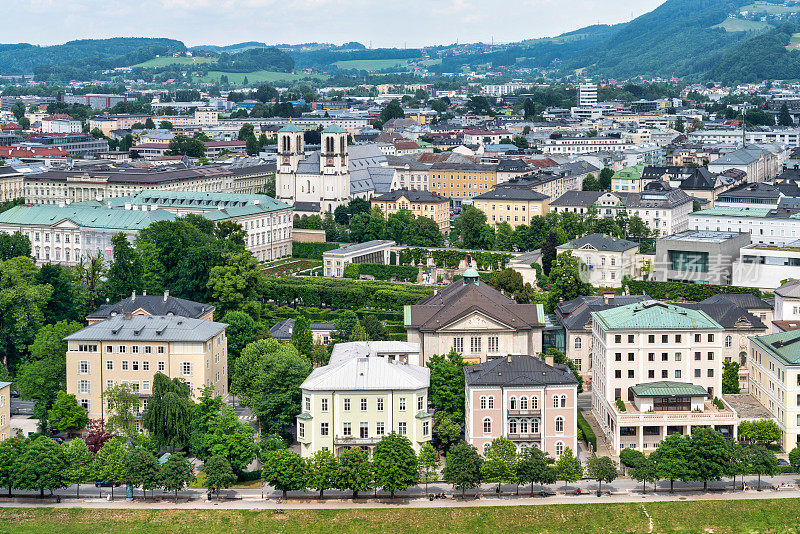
[621,279,762,302]
[615,398,626,412]
[342,263,419,282]
[577,411,597,451]
[292,242,339,260]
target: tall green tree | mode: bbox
[291,315,314,356]
[481,436,518,492]
[335,447,373,498]
[516,446,555,496]
[307,449,338,498]
[125,447,162,499]
[64,438,94,498]
[35,263,81,323]
[0,232,31,261]
[192,406,256,472]
[778,103,794,126]
[0,437,26,497]
[599,168,614,191]
[722,360,741,394]
[739,419,782,445]
[585,453,617,494]
[427,350,466,423]
[651,434,691,493]
[688,428,729,491]
[547,251,594,313]
[630,455,656,494]
[13,436,68,497]
[332,310,360,344]
[0,256,52,369]
[263,449,308,500]
[434,413,461,452]
[219,311,257,382]
[582,174,600,191]
[232,338,311,436]
[48,390,89,434]
[417,442,440,493]
[745,444,777,491]
[207,251,264,316]
[202,455,237,498]
[104,233,144,303]
[452,205,488,249]
[554,447,582,491]
[443,441,483,498]
[103,383,141,437]
[160,452,194,503]
[141,373,193,451]
[373,433,419,498]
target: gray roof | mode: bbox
[64,314,227,342]
[775,279,800,299]
[475,186,549,201]
[325,240,394,256]
[301,356,429,391]
[86,293,215,320]
[329,341,420,365]
[557,295,652,332]
[558,233,638,252]
[269,318,334,341]
[710,147,763,166]
[550,190,604,207]
[680,302,766,331]
[718,182,783,201]
[464,354,578,387]
[625,181,691,209]
[373,189,448,203]
[699,293,773,311]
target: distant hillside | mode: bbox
[190,41,268,53]
[707,23,800,82]
[0,37,185,75]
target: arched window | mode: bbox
[740,351,747,366]
[340,136,346,154]
[725,335,732,348]
[483,442,491,455]
[479,396,486,410]
[487,396,494,409]
[531,418,540,434]
[555,441,564,457]
[518,444,528,454]
[531,442,540,450]
[519,396,528,410]
[520,419,528,433]
[555,416,564,433]
[509,420,517,434]
[531,396,538,410]
[574,337,582,350]
[560,394,567,408]
[552,395,559,408]
[483,418,492,434]
[509,396,517,410]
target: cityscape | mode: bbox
[6,0,800,532]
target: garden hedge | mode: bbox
[577,411,597,452]
[292,242,340,259]
[343,263,419,282]
[622,279,762,302]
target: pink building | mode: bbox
[464,354,579,458]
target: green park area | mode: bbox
[2,499,800,533]
[333,58,441,71]
[131,56,217,68]
[199,70,327,84]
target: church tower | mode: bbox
[276,123,304,204]
[320,124,349,212]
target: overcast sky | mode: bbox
[12,0,666,48]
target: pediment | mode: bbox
[438,310,514,332]
[54,219,80,229]
[734,315,753,328]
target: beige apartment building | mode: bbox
[473,187,550,229]
[296,353,431,457]
[65,315,228,422]
[371,189,451,234]
[0,382,10,442]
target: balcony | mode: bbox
[507,409,541,417]
[613,400,736,425]
[334,435,381,446]
[507,432,541,441]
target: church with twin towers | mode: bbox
[275,123,395,217]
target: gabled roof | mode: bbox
[474,186,549,201]
[558,233,638,253]
[630,381,710,398]
[557,295,652,332]
[86,293,215,321]
[301,356,429,391]
[679,302,766,331]
[750,329,800,366]
[464,354,578,387]
[65,314,227,343]
[373,189,448,203]
[549,190,604,207]
[775,279,800,299]
[699,293,773,311]
[592,300,723,331]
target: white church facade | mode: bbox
[275,123,396,216]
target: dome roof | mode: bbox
[463,268,480,281]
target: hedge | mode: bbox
[577,411,597,452]
[622,279,763,302]
[343,263,419,282]
[292,242,340,260]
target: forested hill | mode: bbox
[0,37,185,75]
[707,23,800,83]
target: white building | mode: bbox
[578,83,598,108]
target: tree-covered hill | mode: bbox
[707,23,800,82]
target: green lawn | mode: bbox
[788,32,800,49]
[333,58,440,71]
[3,499,800,533]
[741,1,800,14]
[712,17,772,32]
[199,70,328,84]
[131,56,217,68]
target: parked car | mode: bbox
[94,481,120,488]
[778,459,790,465]
[50,437,64,444]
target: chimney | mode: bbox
[507,355,512,363]
[163,290,169,302]
[544,353,554,367]
[131,290,136,302]
[603,291,614,304]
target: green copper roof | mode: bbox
[591,300,722,331]
[279,123,302,133]
[104,190,291,213]
[296,411,313,420]
[0,204,176,230]
[694,206,772,218]
[616,164,645,180]
[323,124,347,134]
[630,381,710,398]
[415,411,433,419]
[750,330,800,366]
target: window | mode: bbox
[423,421,430,436]
[669,250,709,272]
[418,396,424,410]
[695,369,701,378]
[510,396,517,410]
[675,352,682,361]
[560,395,567,408]
[145,346,152,354]
[180,362,192,376]
[157,346,165,354]
[615,353,622,362]
[305,397,311,411]
[483,418,492,434]
[320,422,329,436]
[321,398,329,412]
[131,346,139,354]
[106,380,114,389]
[122,361,129,371]
[675,335,682,343]
[143,361,150,371]
[615,335,622,344]
[487,396,494,409]
[615,370,622,378]
[470,336,481,353]
[132,361,139,371]
[648,353,655,361]
[509,420,517,434]
[531,396,539,410]
[725,335,732,348]
[661,335,668,343]
[399,397,406,411]
[519,396,528,410]
[675,370,681,379]
[555,416,564,432]
[158,361,165,372]
[360,422,369,439]
[376,398,383,412]
[574,337,582,350]
[119,345,126,354]
[78,380,90,394]
[488,336,499,352]
[298,422,305,439]
[398,422,407,435]
[360,398,367,411]
[662,370,668,378]
[708,352,714,360]
[695,334,701,343]
[628,370,635,378]
[78,361,89,374]
[552,395,559,408]
[628,335,634,343]
[453,337,464,353]
[342,422,351,436]
[480,396,487,409]
[694,352,701,361]
[708,334,714,342]
[648,370,655,379]
[708,369,714,377]
[344,398,351,411]
[106,346,113,353]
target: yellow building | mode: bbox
[748,330,800,452]
[473,187,550,228]
[0,382,10,441]
[371,189,451,233]
[429,162,497,205]
[296,354,432,457]
[65,315,228,424]
[611,164,646,192]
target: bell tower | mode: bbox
[320,124,350,211]
[276,123,304,203]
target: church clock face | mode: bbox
[282,156,290,165]
[326,157,334,166]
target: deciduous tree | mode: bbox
[481,436,518,492]
[13,436,68,497]
[442,441,483,498]
[160,452,194,503]
[307,449,338,498]
[585,453,617,494]
[141,373,193,451]
[373,432,419,498]
[202,455,237,498]
[554,447,582,491]
[651,434,691,493]
[48,390,89,434]
[417,442,440,494]
[335,447,373,498]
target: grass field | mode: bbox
[333,58,440,71]
[199,70,328,84]
[788,32,800,49]
[131,56,217,68]
[3,499,800,533]
[712,17,772,32]
[741,1,800,14]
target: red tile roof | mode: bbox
[0,146,72,158]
